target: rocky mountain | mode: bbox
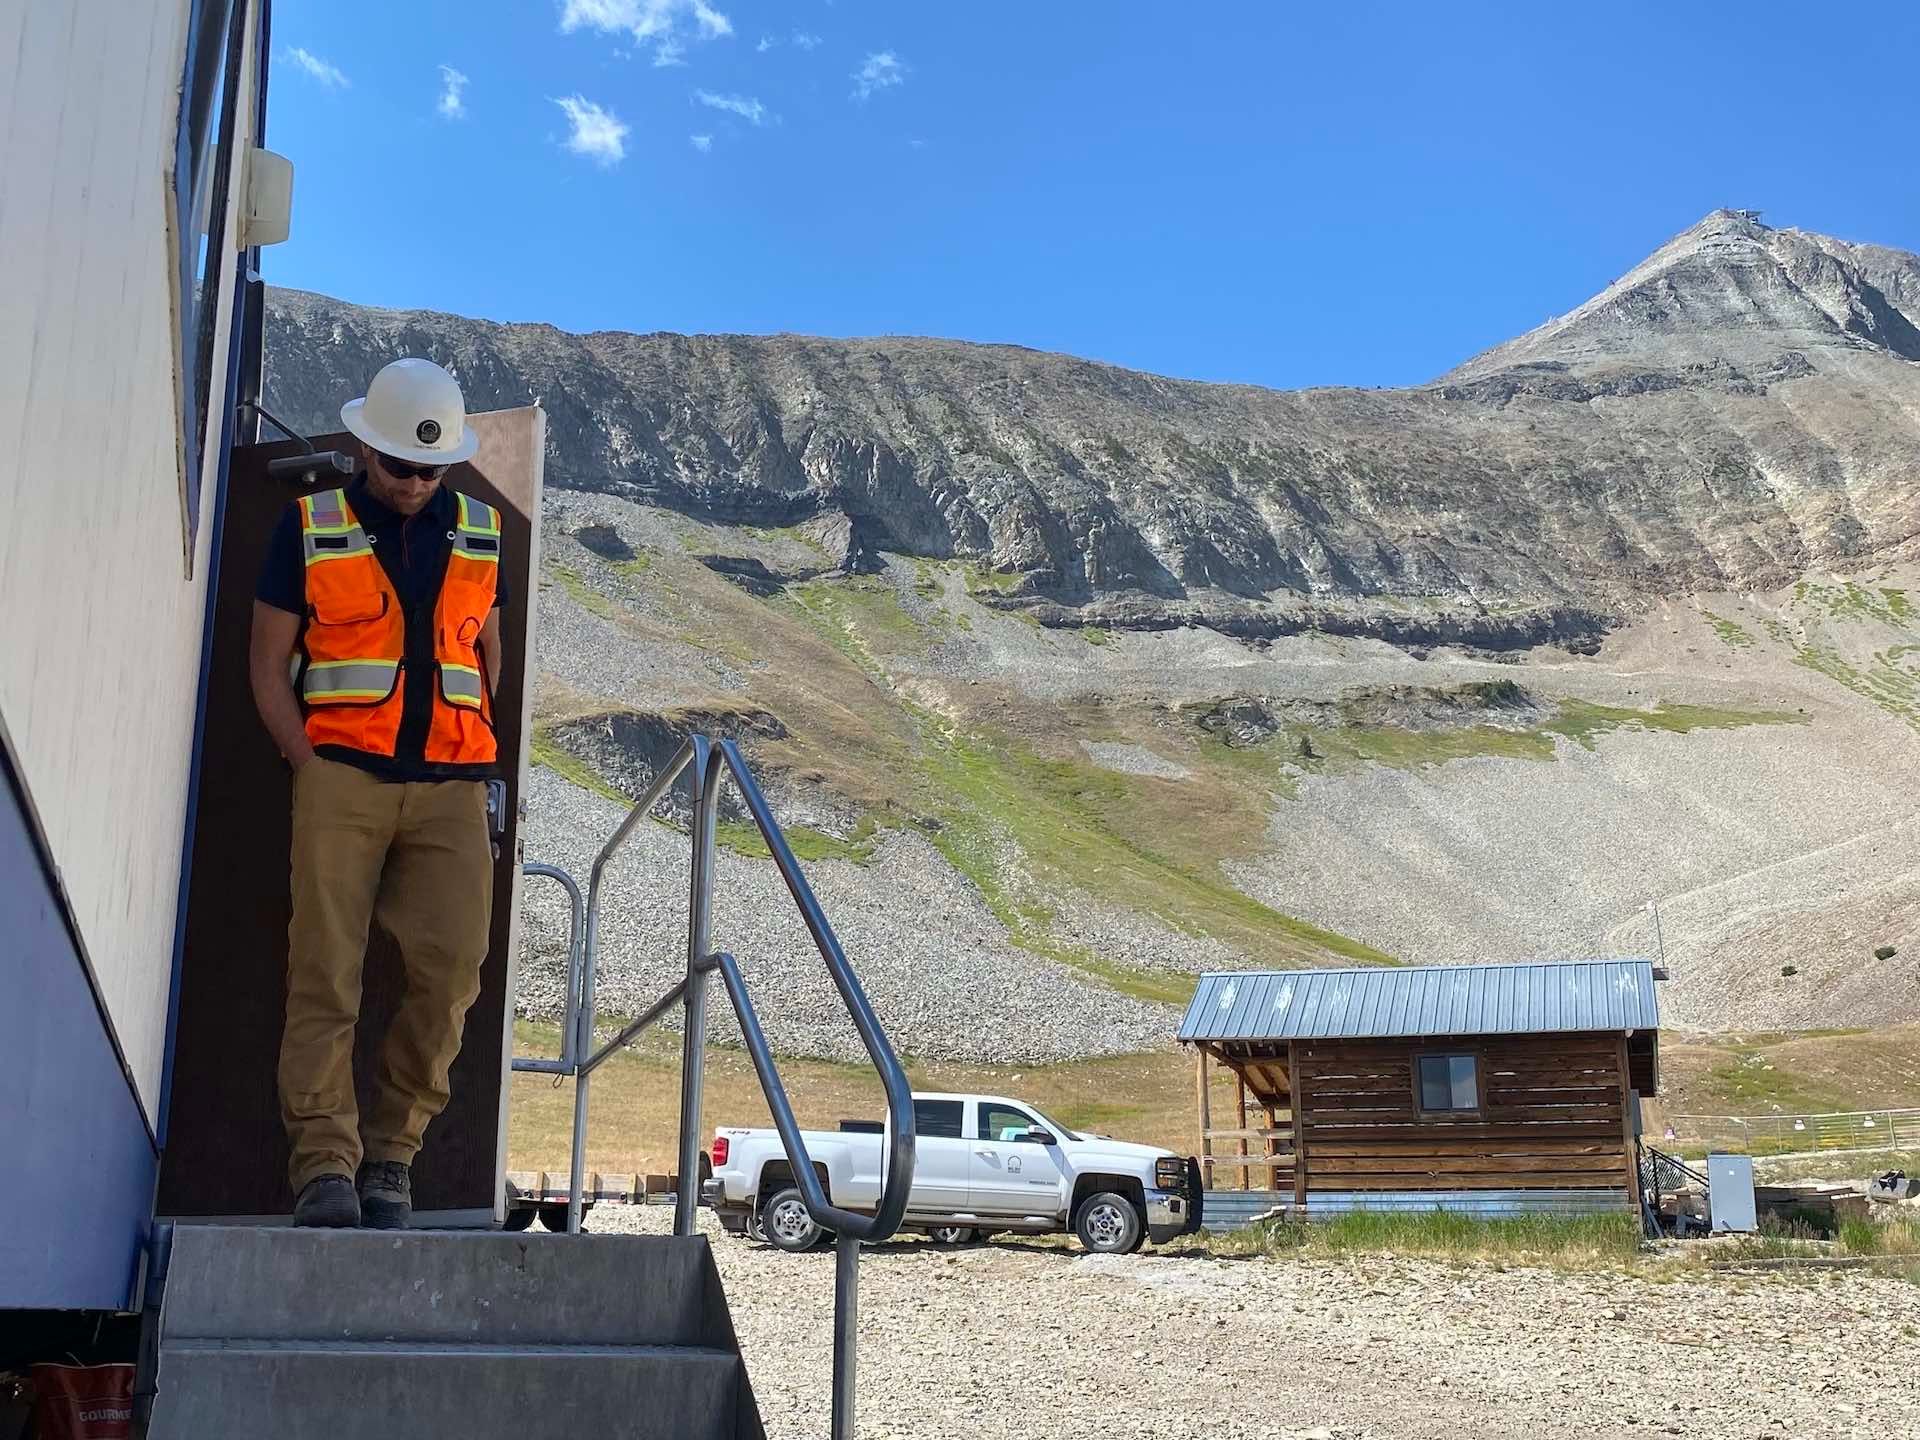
[259,212,1920,1059]
[265,210,1920,651]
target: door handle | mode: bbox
[975,1149,995,1160]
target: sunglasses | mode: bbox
[374,452,449,482]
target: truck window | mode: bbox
[978,1102,1042,1143]
[914,1099,964,1139]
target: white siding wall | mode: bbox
[0,0,260,1120]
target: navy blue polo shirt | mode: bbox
[258,473,507,781]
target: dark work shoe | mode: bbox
[294,1174,361,1228]
[357,1160,413,1230]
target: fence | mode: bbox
[1666,1107,1920,1156]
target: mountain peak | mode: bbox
[1445,211,1920,381]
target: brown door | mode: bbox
[157,420,537,1219]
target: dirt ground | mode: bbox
[595,1204,1918,1440]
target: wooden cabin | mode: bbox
[1180,960,1661,1217]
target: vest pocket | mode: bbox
[302,658,402,707]
[309,592,391,627]
[437,660,490,716]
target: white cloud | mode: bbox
[792,31,822,50]
[286,47,349,88]
[552,94,629,166]
[560,0,731,64]
[437,65,469,119]
[851,50,905,101]
[756,33,776,53]
[690,133,713,152]
[694,89,766,125]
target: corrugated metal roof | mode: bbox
[1178,960,1660,1043]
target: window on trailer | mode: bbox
[172,0,250,564]
[1416,1054,1481,1114]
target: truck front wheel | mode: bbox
[1074,1192,1145,1254]
[761,1187,827,1253]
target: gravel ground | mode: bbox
[597,1204,1920,1440]
[1079,740,1193,780]
[517,767,1175,1064]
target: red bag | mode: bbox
[28,1365,133,1440]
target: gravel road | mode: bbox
[597,1204,1918,1440]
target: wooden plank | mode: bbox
[1318,1173,1631,1192]
[1298,1039,1622,1064]
[1300,1076,1417,1096]
[1204,1127,1295,1141]
[1620,1035,1643,1217]
[1486,1086,1622,1105]
[1236,1071,1251,1191]
[1290,1040,1308,1211]
[1302,1122,1621,1142]
[1309,1154,1632,1176]
[1195,1046,1213,1189]
[1482,1103,1622,1123]
[1305,1144,1620,1167]
[1205,1154,1298,1169]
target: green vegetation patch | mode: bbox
[529,726,628,806]
[1702,610,1754,649]
[1082,627,1112,647]
[714,815,884,866]
[550,563,616,620]
[1216,1210,1644,1264]
[1258,699,1802,776]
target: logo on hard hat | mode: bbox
[416,418,442,445]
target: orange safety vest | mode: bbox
[294,486,501,768]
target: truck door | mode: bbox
[907,1098,971,1212]
[968,1100,1065,1217]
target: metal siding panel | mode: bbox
[1182,960,1662,1043]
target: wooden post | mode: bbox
[1195,1047,1214,1189]
[1265,1103,1281,1193]
[1620,1035,1643,1217]
[1236,1073,1251,1191]
[1289,1040,1308,1213]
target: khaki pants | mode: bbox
[280,757,494,1194]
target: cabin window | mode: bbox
[1416,1054,1481,1114]
[913,1099,964,1140]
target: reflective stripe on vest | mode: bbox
[439,662,484,709]
[300,488,374,566]
[302,658,401,704]
[452,492,500,565]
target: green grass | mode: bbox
[550,564,616,620]
[714,815,884,865]
[1082,626,1113,647]
[1702,610,1755,649]
[1248,698,1803,777]
[529,726,628,805]
[613,553,652,577]
[787,576,940,660]
[917,720,1393,975]
[1757,1149,1920,1184]
[1214,1210,1645,1265]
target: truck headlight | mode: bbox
[1155,1157,1186,1190]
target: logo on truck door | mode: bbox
[1006,1155,1022,1174]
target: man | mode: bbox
[250,357,507,1229]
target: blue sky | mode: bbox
[268,1,1920,390]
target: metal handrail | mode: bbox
[700,739,918,1241]
[512,734,916,1438]
[510,863,585,1077]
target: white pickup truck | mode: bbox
[701,1091,1203,1254]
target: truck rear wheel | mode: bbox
[1074,1192,1144,1254]
[761,1187,826,1253]
[927,1225,978,1246]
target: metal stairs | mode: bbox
[144,1224,764,1438]
[142,735,914,1439]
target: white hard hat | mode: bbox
[340,357,480,466]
